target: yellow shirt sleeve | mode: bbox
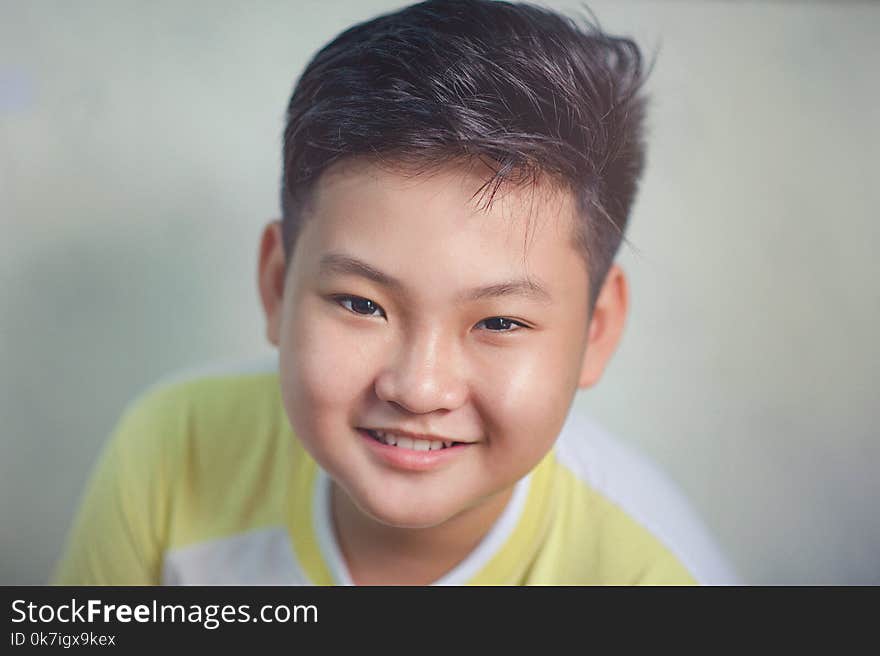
[52,387,177,585]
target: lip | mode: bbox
[362,427,474,444]
[358,428,470,472]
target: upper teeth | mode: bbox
[371,430,453,451]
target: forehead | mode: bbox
[297,157,589,299]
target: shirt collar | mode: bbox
[288,447,557,585]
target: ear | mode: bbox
[257,221,287,347]
[577,264,629,389]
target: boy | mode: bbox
[54,0,737,585]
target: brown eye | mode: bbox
[477,317,525,332]
[336,295,386,318]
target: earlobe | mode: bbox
[257,221,287,347]
[577,264,629,389]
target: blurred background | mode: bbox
[1,0,877,585]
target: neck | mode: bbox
[330,482,515,586]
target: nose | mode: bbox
[373,329,468,414]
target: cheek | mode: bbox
[279,297,376,429]
[475,333,582,455]
[482,331,581,408]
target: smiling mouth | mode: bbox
[362,429,463,451]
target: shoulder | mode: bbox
[119,353,282,447]
[53,354,292,584]
[113,354,294,543]
[553,408,740,585]
[136,352,281,412]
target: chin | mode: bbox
[353,488,461,530]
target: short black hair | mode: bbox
[281,0,650,305]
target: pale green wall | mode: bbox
[2,0,878,584]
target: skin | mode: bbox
[258,157,628,584]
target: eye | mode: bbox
[476,317,528,332]
[334,295,386,318]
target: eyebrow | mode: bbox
[318,251,553,304]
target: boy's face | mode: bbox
[260,158,626,529]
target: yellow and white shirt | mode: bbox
[53,357,739,585]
